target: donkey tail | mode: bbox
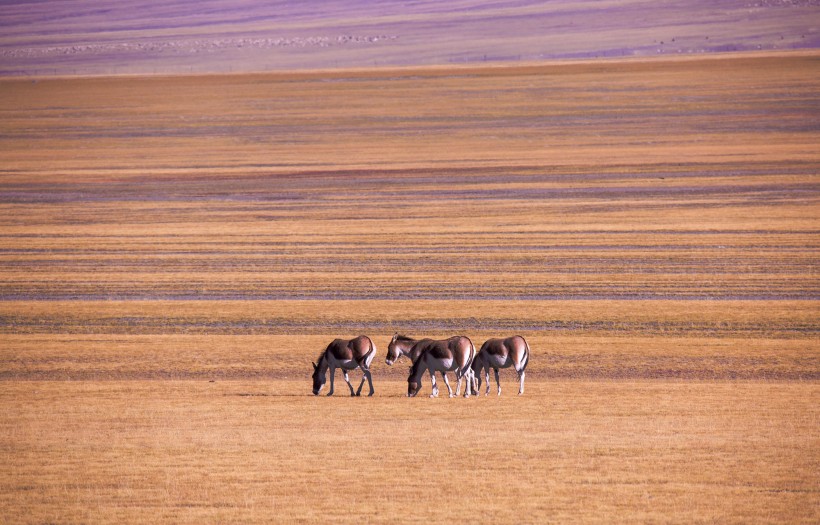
[465,337,477,378]
[521,336,530,372]
[361,336,377,369]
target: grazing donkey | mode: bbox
[406,336,476,398]
[312,336,376,396]
[471,336,530,396]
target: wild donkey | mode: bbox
[405,336,476,398]
[385,333,426,365]
[471,336,530,396]
[312,336,376,396]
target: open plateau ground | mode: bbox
[0,52,818,522]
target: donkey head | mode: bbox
[385,332,401,365]
[311,361,326,395]
[407,365,422,397]
[470,358,483,395]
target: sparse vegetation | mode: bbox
[0,53,818,522]
[1,380,818,523]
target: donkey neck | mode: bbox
[409,345,427,361]
[317,352,330,374]
[408,355,427,381]
[393,337,417,355]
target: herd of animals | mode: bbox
[311,334,530,398]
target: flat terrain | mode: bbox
[2,380,818,523]
[0,53,818,522]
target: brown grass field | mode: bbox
[0,52,819,523]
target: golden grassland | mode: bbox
[0,52,818,522]
[1,380,818,524]
[2,52,819,174]
[0,300,817,382]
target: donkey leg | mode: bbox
[356,368,375,396]
[494,368,501,396]
[462,370,471,398]
[485,369,491,396]
[342,370,355,396]
[518,369,526,395]
[441,373,454,398]
[355,369,366,396]
[327,366,336,396]
[360,368,376,397]
[429,370,439,398]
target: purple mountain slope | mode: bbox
[1,0,818,75]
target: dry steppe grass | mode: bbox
[1,53,818,522]
[0,300,817,381]
[1,380,818,524]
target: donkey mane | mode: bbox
[314,343,332,367]
[395,334,417,343]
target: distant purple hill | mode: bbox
[1,0,818,75]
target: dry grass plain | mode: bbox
[1,52,819,522]
[1,380,817,524]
